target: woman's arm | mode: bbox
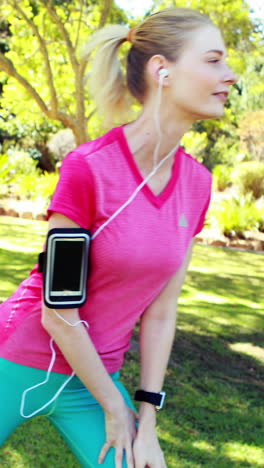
[133,240,194,468]
[41,213,137,468]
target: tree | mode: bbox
[0,0,127,146]
[150,0,263,169]
[239,110,264,161]
[151,0,254,48]
[1,0,263,170]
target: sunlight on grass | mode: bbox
[1,240,44,253]
[159,430,178,445]
[192,441,215,453]
[189,291,262,310]
[0,217,46,300]
[229,343,264,364]
[222,442,264,465]
[1,447,26,467]
[0,218,46,253]
[190,292,228,303]
[0,216,263,467]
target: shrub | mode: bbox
[7,149,38,176]
[13,171,58,208]
[37,172,59,203]
[0,153,16,198]
[1,149,59,209]
[232,161,264,199]
[209,194,264,237]
[13,173,39,200]
[212,164,233,191]
[239,110,264,161]
[182,131,208,162]
[255,197,264,231]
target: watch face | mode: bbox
[156,392,166,411]
[134,390,166,411]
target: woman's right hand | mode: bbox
[98,403,138,468]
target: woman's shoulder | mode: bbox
[67,127,121,162]
[179,147,212,181]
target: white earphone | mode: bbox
[20,61,174,421]
[158,68,169,79]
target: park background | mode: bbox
[0,0,263,467]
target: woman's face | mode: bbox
[166,25,237,121]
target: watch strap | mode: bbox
[134,390,166,410]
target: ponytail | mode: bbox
[83,8,214,125]
[83,25,131,125]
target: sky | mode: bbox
[115,0,152,17]
[115,0,264,21]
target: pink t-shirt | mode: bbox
[0,126,212,374]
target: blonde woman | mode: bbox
[0,8,236,468]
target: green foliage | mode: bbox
[182,130,208,162]
[12,173,39,199]
[0,149,58,208]
[231,40,264,115]
[152,0,254,48]
[151,0,264,170]
[7,149,38,175]
[238,110,264,161]
[12,170,58,207]
[34,171,59,201]
[209,193,264,237]
[212,164,233,191]
[1,0,263,172]
[0,0,130,145]
[232,161,264,199]
[0,153,16,196]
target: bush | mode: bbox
[13,173,39,200]
[0,153,16,197]
[13,171,58,208]
[239,110,264,161]
[212,164,233,191]
[232,161,264,199]
[7,149,38,176]
[1,149,58,209]
[182,131,208,162]
[209,194,264,237]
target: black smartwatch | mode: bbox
[134,390,166,411]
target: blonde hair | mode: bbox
[83,8,214,124]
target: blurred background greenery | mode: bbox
[0,2,264,465]
[0,0,264,237]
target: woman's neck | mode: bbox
[124,106,192,172]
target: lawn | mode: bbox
[0,216,263,468]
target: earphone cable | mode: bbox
[20,71,179,419]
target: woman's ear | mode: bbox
[146,55,170,86]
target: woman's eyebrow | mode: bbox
[205,49,226,56]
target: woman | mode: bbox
[0,7,237,468]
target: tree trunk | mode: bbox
[71,118,89,146]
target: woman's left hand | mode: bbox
[133,430,167,468]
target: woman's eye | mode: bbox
[208,59,220,63]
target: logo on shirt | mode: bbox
[179,214,188,228]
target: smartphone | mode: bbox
[43,228,91,309]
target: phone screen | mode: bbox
[50,239,85,296]
[43,228,90,308]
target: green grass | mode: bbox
[0,216,263,468]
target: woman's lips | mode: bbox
[212,92,228,102]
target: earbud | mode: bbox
[158,68,169,79]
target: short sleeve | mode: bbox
[194,191,212,236]
[47,151,95,229]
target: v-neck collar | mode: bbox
[116,125,182,209]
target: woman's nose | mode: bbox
[224,65,238,85]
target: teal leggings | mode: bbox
[0,357,135,467]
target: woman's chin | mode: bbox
[203,107,225,120]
